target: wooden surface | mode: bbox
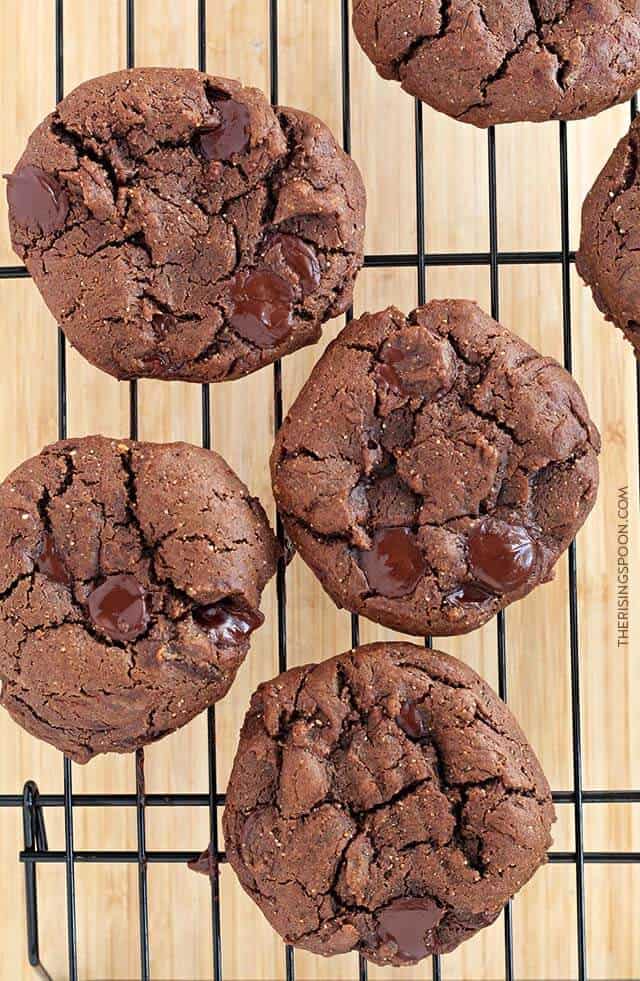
[0,1,639,978]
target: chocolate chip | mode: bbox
[87,574,148,642]
[445,582,495,606]
[379,339,415,395]
[377,330,456,399]
[5,165,68,234]
[357,527,426,598]
[230,269,295,348]
[193,599,264,646]
[378,360,405,394]
[265,234,321,295]
[197,95,251,160]
[397,701,429,739]
[376,898,443,961]
[36,532,71,586]
[468,518,537,594]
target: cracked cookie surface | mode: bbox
[352,0,640,126]
[5,68,366,382]
[0,436,278,762]
[271,301,600,637]
[221,642,555,965]
[577,114,640,356]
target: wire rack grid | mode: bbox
[0,1,639,980]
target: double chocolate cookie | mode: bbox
[6,68,365,382]
[577,115,640,356]
[353,1,640,126]
[272,301,600,636]
[221,642,554,965]
[0,436,277,762]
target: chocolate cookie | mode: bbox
[5,68,365,382]
[271,301,600,637]
[577,115,640,356]
[221,642,555,965]
[352,1,640,127]
[0,436,277,762]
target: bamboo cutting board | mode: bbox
[0,2,638,978]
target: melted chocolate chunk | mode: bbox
[197,95,251,160]
[357,527,426,599]
[468,519,537,594]
[230,269,295,348]
[144,313,177,371]
[377,898,443,961]
[5,165,68,234]
[36,532,71,586]
[446,582,495,606]
[193,599,264,646]
[378,343,410,395]
[378,362,404,393]
[87,574,148,642]
[266,234,321,295]
[397,701,428,739]
[377,332,455,400]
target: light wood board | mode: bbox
[0,1,638,978]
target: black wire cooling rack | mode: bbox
[0,2,639,980]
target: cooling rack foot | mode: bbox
[22,781,53,981]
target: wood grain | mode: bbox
[0,1,638,978]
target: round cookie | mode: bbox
[577,115,640,356]
[5,68,365,382]
[352,0,640,127]
[221,642,555,965]
[271,301,600,637]
[0,436,277,762]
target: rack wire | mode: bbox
[0,2,639,979]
